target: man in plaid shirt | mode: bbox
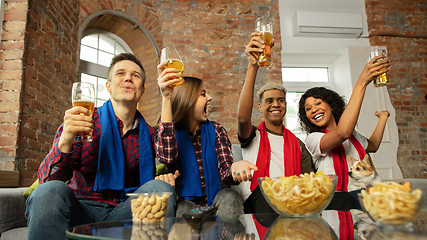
[25,53,178,240]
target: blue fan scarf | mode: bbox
[175,120,221,206]
[94,100,154,196]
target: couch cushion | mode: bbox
[0,227,28,240]
[0,188,28,235]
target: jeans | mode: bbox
[25,180,176,240]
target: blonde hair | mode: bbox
[256,82,287,102]
[171,76,203,130]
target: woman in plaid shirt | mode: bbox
[156,62,257,219]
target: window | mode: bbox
[79,31,131,107]
[283,67,330,141]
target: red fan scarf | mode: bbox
[322,129,366,192]
[252,215,268,239]
[250,121,301,191]
[338,211,354,240]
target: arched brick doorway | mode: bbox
[77,10,161,125]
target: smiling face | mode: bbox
[259,89,287,128]
[304,97,336,129]
[106,60,145,105]
[191,83,212,126]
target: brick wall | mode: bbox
[0,0,28,172]
[16,0,80,185]
[365,0,427,178]
[153,0,282,142]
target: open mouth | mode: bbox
[313,113,324,121]
[204,104,208,116]
[270,110,282,115]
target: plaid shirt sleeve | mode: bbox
[154,122,178,165]
[38,124,78,183]
[212,122,234,185]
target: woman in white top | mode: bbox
[297,55,390,210]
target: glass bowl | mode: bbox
[127,192,172,224]
[259,172,337,217]
[358,181,422,226]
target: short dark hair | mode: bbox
[257,82,287,103]
[298,87,346,133]
[107,53,146,85]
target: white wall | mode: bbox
[279,0,403,179]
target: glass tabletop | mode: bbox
[67,210,427,240]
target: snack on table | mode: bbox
[360,182,422,225]
[265,217,335,240]
[131,221,167,240]
[260,171,336,215]
[129,192,170,224]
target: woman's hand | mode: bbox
[155,170,180,187]
[375,110,390,119]
[157,61,182,98]
[230,160,258,182]
[358,55,391,86]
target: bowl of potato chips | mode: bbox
[358,181,422,226]
[259,171,337,217]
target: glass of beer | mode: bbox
[72,82,95,142]
[160,46,184,87]
[255,16,273,68]
[369,46,389,87]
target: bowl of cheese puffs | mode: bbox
[358,181,422,225]
[259,172,337,217]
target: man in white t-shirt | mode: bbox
[236,32,314,214]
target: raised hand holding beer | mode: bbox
[255,16,273,68]
[369,46,389,87]
[160,46,184,87]
[72,82,95,142]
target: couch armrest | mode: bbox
[0,188,28,235]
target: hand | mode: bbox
[230,160,258,182]
[58,106,93,151]
[155,170,180,187]
[234,233,255,240]
[358,55,391,86]
[375,110,390,118]
[245,32,275,66]
[157,61,182,98]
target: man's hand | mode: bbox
[245,32,275,66]
[231,160,258,182]
[155,170,180,187]
[58,106,93,153]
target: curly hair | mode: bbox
[298,87,346,133]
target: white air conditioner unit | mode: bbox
[293,11,363,38]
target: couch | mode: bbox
[0,187,28,240]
